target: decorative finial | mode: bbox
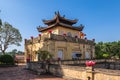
[80,24,85,29]
[0,19,2,26]
[37,25,40,28]
[75,19,78,21]
[55,11,57,15]
[63,15,65,18]
[80,24,84,27]
[38,25,40,27]
[57,11,60,15]
[55,11,60,16]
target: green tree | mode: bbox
[37,50,53,61]
[37,50,53,73]
[0,19,2,27]
[0,22,22,54]
[0,19,2,30]
[103,53,110,58]
[9,49,18,57]
[95,41,120,59]
[17,51,24,54]
[95,42,104,59]
[0,54,14,64]
[111,41,120,58]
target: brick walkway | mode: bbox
[0,64,65,80]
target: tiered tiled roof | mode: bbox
[37,12,84,32]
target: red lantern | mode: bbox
[80,32,83,36]
[63,33,66,36]
[39,34,41,37]
[48,30,52,33]
[92,39,95,42]
[58,57,61,61]
[26,58,30,63]
[31,36,34,39]
[80,32,86,36]
[85,37,87,40]
[85,37,87,42]
[75,35,78,38]
[83,44,85,48]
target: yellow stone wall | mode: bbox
[57,26,80,37]
[42,27,59,36]
[25,39,95,61]
[25,26,94,61]
[62,68,86,79]
[64,68,120,80]
[41,26,81,37]
[94,73,120,80]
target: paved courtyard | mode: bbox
[0,64,65,80]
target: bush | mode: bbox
[37,50,53,61]
[0,54,14,65]
[103,53,110,59]
[95,53,104,59]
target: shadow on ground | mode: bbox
[0,64,65,80]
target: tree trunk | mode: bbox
[2,50,5,55]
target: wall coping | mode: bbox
[95,68,120,76]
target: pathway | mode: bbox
[0,64,65,80]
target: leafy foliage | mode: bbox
[103,53,110,58]
[37,50,53,61]
[0,54,14,64]
[0,19,2,27]
[0,22,22,54]
[5,49,24,58]
[95,41,120,59]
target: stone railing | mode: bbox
[25,33,95,45]
[25,37,39,45]
[28,61,120,80]
[49,34,95,45]
[50,59,120,69]
[27,61,46,74]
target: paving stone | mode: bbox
[0,64,65,80]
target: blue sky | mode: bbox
[0,0,120,52]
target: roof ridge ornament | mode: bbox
[80,24,84,27]
[57,11,60,16]
[63,15,65,18]
[75,19,78,21]
[55,11,60,16]
[55,11,60,23]
[55,11,57,15]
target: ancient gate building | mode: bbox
[25,12,95,61]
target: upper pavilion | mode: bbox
[37,11,84,33]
